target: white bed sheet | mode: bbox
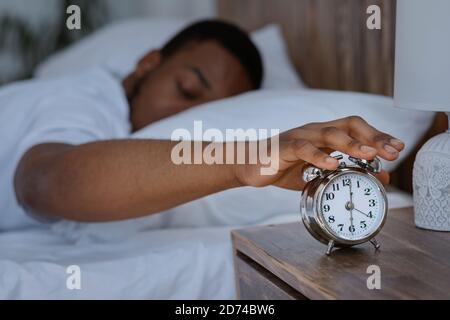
[0,191,412,300]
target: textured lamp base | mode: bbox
[413,114,450,231]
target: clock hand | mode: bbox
[353,207,371,218]
[349,178,353,205]
[350,212,354,235]
[349,179,354,235]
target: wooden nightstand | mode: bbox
[232,207,450,300]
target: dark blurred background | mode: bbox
[0,0,215,84]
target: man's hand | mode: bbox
[234,116,404,190]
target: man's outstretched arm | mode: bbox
[14,139,241,222]
[14,116,404,222]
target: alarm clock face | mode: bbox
[319,171,386,241]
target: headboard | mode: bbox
[218,0,448,193]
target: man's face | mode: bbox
[124,41,254,131]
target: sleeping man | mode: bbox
[0,20,404,230]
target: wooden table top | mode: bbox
[231,207,450,299]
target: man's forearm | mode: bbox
[15,140,242,222]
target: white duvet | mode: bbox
[0,191,412,300]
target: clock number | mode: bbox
[368,211,373,218]
[357,180,361,188]
[360,221,367,229]
[343,178,350,187]
[369,199,376,207]
[364,188,371,196]
[328,215,335,223]
[323,205,330,212]
[332,183,340,191]
[338,224,344,232]
[325,193,335,200]
[349,225,355,233]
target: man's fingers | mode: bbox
[344,116,404,161]
[373,170,390,186]
[282,139,339,170]
[278,115,405,170]
[315,126,379,160]
[283,120,398,161]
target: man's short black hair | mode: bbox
[161,20,263,89]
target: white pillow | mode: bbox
[35,18,304,89]
[252,24,304,88]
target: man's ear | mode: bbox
[135,50,162,77]
[122,50,162,100]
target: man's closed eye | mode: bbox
[176,80,198,101]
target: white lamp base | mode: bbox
[413,113,450,231]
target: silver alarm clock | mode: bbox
[300,155,388,255]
